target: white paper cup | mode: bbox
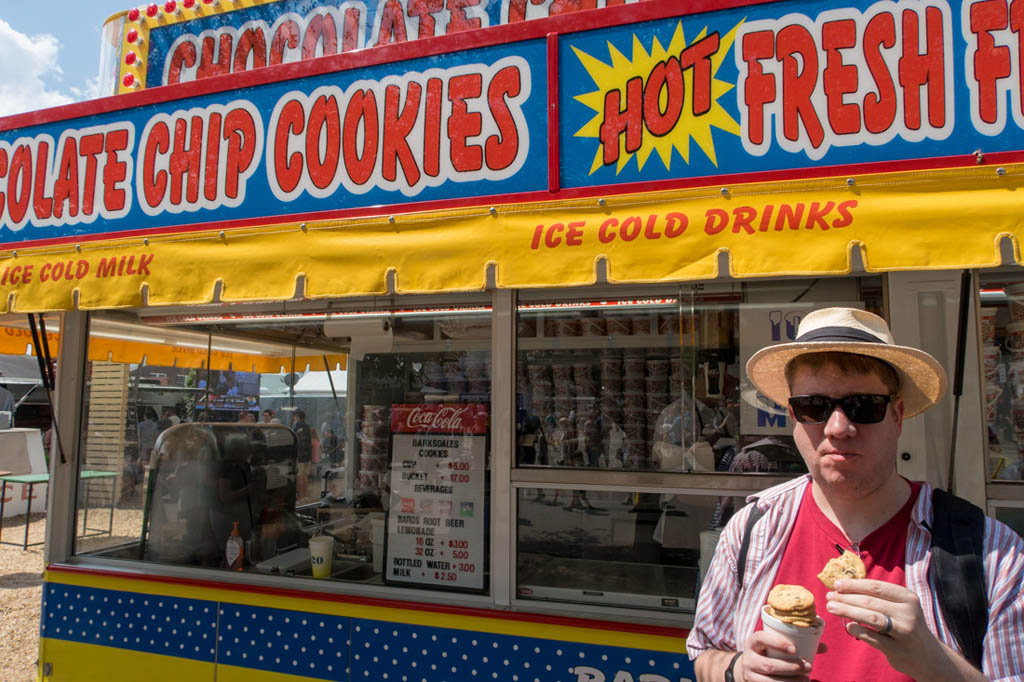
[982,307,999,343]
[1012,399,1024,439]
[309,535,334,579]
[1008,321,1024,355]
[370,516,386,573]
[1007,284,1024,321]
[985,382,1003,423]
[761,605,825,663]
[984,345,1001,379]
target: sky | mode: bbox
[0,2,131,117]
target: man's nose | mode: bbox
[823,404,856,437]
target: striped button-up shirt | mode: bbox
[686,475,1024,681]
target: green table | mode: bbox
[0,470,118,551]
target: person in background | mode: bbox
[291,409,313,501]
[321,428,340,465]
[689,307,1024,682]
[138,408,160,466]
[311,427,321,464]
[158,407,180,432]
[319,410,344,445]
[261,408,281,425]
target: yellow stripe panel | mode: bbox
[44,571,685,654]
[217,664,337,682]
[38,638,214,682]
[7,163,1024,313]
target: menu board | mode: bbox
[386,403,488,590]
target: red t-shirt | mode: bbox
[761,480,921,682]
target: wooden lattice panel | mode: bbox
[82,361,129,507]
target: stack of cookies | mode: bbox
[766,584,818,628]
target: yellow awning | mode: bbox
[0,325,58,355]
[2,163,1022,314]
[0,325,346,373]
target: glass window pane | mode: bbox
[979,276,1024,480]
[74,305,491,594]
[517,488,744,613]
[516,280,882,475]
[516,298,704,472]
[992,503,1024,538]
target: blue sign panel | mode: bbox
[0,40,546,245]
[4,0,1024,248]
[559,0,1024,188]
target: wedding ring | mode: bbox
[881,614,893,635]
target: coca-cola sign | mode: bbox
[391,404,488,435]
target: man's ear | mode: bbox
[892,395,905,432]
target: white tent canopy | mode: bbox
[287,370,347,398]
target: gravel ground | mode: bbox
[0,508,146,682]
[0,512,45,682]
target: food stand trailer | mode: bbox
[2,0,1024,680]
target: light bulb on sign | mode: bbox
[127,28,146,47]
[122,73,141,90]
[163,0,180,15]
[182,0,196,8]
[124,51,139,66]
[145,3,159,17]
[127,7,141,21]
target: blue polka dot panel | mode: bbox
[41,583,219,662]
[39,578,695,682]
[349,619,694,682]
[218,603,350,680]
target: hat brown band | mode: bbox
[796,326,886,344]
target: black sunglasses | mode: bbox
[788,394,892,424]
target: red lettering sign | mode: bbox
[737,1,954,159]
[137,102,262,215]
[391,404,489,434]
[266,57,530,200]
[0,125,134,232]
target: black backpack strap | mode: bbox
[929,488,988,670]
[736,499,765,588]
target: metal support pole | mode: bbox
[492,289,515,607]
[946,270,974,495]
[45,311,89,565]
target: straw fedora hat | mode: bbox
[745,307,947,418]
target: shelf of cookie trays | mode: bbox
[518,333,692,351]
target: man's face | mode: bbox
[261,412,272,423]
[788,362,904,501]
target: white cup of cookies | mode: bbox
[762,585,825,663]
[761,606,825,662]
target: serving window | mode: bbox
[73,302,492,595]
[68,276,884,616]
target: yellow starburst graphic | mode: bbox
[572,20,743,175]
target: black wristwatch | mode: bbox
[724,651,742,682]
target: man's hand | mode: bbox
[735,629,814,682]
[826,579,987,682]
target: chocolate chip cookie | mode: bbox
[817,549,866,589]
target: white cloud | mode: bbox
[0,19,80,117]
